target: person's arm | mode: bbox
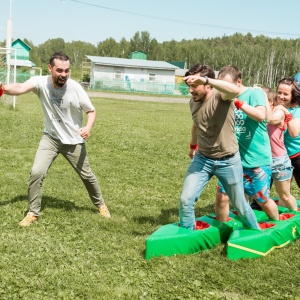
[0,81,35,96]
[188,122,198,159]
[268,105,299,133]
[286,116,300,137]
[183,75,239,100]
[264,96,273,123]
[234,87,271,122]
[79,110,96,140]
[234,100,266,122]
[266,106,285,125]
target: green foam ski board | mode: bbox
[145,200,300,260]
[145,215,244,260]
[227,212,300,260]
[251,205,290,222]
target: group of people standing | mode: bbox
[180,64,300,230]
[0,52,299,231]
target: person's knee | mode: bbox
[180,191,197,209]
[279,192,290,202]
[79,171,95,181]
[29,166,46,181]
[215,192,229,205]
[257,200,266,207]
[257,199,273,209]
[180,195,191,208]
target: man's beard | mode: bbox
[191,92,204,102]
[55,76,68,87]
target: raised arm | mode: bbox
[267,104,287,125]
[235,102,267,122]
[183,75,239,100]
[0,80,35,96]
[267,107,285,125]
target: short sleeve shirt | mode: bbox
[234,88,272,168]
[190,89,238,158]
[28,76,95,144]
[284,106,300,157]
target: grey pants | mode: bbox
[28,133,104,216]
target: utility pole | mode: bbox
[6,0,13,82]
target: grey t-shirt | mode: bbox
[28,76,95,144]
[190,89,238,159]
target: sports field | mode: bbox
[1,94,300,300]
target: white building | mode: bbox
[86,53,179,94]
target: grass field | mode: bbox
[1,94,300,300]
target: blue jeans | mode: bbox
[179,152,260,230]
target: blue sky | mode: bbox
[0,0,299,46]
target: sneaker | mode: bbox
[19,212,38,227]
[98,203,111,218]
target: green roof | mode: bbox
[168,61,186,69]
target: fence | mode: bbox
[91,79,189,96]
[0,68,32,83]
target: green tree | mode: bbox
[8,33,300,89]
[97,37,120,57]
[119,37,130,58]
[129,31,142,53]
[35,38,66,73]
[65,41,96,68]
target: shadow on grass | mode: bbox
[132,203,215,232]
[0,194,94,213]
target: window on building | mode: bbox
[114,70,123,79]
[148,73,156,82]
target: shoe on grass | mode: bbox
[98,203,111,218]
[19,212,38,227]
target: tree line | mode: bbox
[1,31,300,88]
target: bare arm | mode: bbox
[235,87,269,122]
[266,106,285,125]
[237,102,266,122]
[264,97,273,123]
[287,117,300,137]
[188,122,197,159]
[78,110,96,140]
[183,75,239,100]
[0,81,35,96]
[267,105,300,136]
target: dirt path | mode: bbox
[87,91,190,104]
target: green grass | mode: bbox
[1,94,300,300]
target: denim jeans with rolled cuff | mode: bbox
[179,151,260,230]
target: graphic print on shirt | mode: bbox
[234,108,246,133]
